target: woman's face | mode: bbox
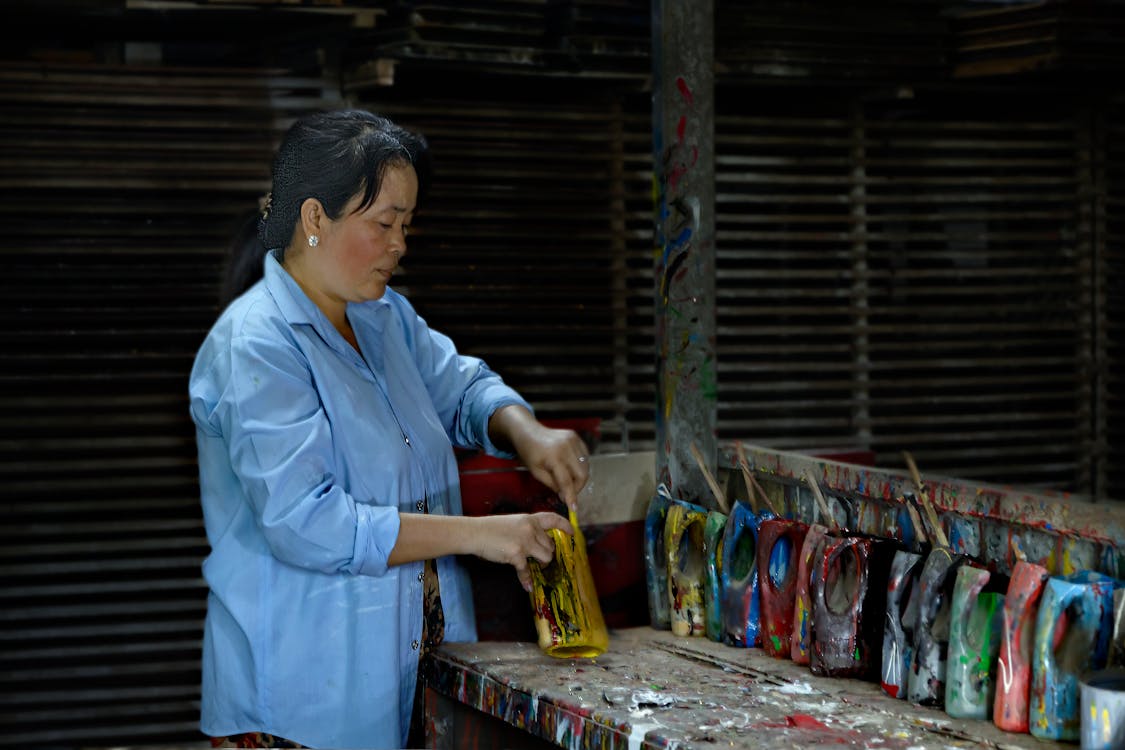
[318,163,417,303]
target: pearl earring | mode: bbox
[308,235,319,248]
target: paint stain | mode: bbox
[675,76,694,105]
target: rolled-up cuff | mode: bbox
[347,503,401,577]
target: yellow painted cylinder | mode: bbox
[665,500,708,638]
[528,511,609,658]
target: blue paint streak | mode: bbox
[671,226,692,250]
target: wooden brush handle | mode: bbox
[690,441,730,514]
[902,451,949,550]
[735,442,779,516]
[802,469,839,531]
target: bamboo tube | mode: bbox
[738,461,761,514]
[735,442,779,516]
[802,468,839,531]
[902,451,950,550]
[690,441,730,514]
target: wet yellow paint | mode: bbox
[1061,545,1077,576]
[665,502,707,638]
[528,510,609,658]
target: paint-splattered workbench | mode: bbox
[425,627,1068,749]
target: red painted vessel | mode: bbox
[993,560,1050,733]
[757,518,809,658]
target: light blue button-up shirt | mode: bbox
[189,250,530,749]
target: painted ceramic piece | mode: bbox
[993,560,1050,733]
[791,523,830,665]
[881,549,924,699]
[757,517,808,658]
[528,510,609,658]
[1080,669,1125,750]
[643,484,674,629]
[703,509,728,643]
[945,565,1006,720]
[907,548,969,706]
[720,501,774,647]
[1030,570,1118,742]
[664,499,710,637]
[810,536,895,680]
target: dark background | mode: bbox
[1,1,1123,746]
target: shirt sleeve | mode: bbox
[202,332,399,577]
[397,304,532,457]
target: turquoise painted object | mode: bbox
[643,484,674,629]
[703,509,728,643]
[1030,570,1119,742]
[945,565,1005,720]
[720,500,774,647]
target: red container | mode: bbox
[791,524,831,665]
[757,518,809,658]
[993,560,1050,733]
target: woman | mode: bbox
[189,109,590,749]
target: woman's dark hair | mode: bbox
[219,109,431,306]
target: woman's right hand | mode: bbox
[471,512,573,592]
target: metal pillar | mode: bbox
[651,0,717,507]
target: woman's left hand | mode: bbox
[489,406,590,512]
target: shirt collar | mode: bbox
[262,248,392,337]
[263,249,317,325]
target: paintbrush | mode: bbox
[902,451,950,550]
[690,441,731,514]
[735,441,780,516]
[802,468,840,531]
[732,440,758,513]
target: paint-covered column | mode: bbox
[651,0,717,505]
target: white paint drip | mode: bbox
[627,721,663,750]
[763,680,817,695]
[710,707,753,730]
[628,689,676,710]
[791,699,840,714]
[554,714,573,746]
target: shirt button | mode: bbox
[404,435,411,446]
[417,571,424,582]
[411,640,419,650]
[416,500,425,512]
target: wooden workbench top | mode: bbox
[427,627,1069,749]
